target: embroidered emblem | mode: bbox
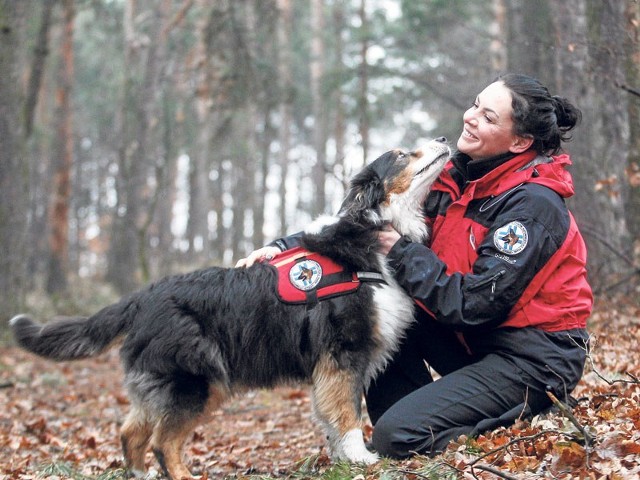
[494,221,528,255]
[289,260,323,291]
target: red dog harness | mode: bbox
[269,247,385,304]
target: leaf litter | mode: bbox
[1,297,638,479]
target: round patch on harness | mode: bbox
[289,259,323,291]
[493,221,528,255]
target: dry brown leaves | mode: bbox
[1,297,638,479]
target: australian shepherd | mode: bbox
[10,139,450,479]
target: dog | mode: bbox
[10,138,450,480]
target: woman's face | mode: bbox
[457,81,531,161]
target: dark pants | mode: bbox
[366,315,552,458]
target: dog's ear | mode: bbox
[338,150,399,217]
[339,168,385,217]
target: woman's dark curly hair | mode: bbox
[497,73,582,156]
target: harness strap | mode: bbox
[356,271,386,283]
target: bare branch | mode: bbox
[472,463,521,480]
[618,82,640,98]
[573,334,640,386]
[546,390,594,447]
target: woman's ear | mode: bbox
[509,134,534,154]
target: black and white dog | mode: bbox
[10,139,450,480]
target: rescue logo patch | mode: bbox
[289,260,323,291]
[494,221,528,255]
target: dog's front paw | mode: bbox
[334,429,380,465]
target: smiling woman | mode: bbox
[368,73,592,460]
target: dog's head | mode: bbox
[340,138,450,242]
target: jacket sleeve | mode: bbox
[268,231,304,251]
[385,186,570,331]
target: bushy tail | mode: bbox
[10,300,135,361]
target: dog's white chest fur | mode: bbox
[366,256,416,383]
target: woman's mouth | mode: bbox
[462,128,478,141]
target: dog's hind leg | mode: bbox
[312,355,379,465]
[150,383,230,480]
[150,415,200,480]
[120,404,153,476]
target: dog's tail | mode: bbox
[10,300,135,361]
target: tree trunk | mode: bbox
[189,0,215,261]
[549,0,631,289]
[332,1,348,192]
[46,0,75,295]
[277,0,293,237]
[310,0,327,216]
[0,0,29,323]
[108,0,165,291]
[358,0,369,165]
[489,0,507,74]
[625,1,640,244]
[23,0,55,139]
[505,0,555,87]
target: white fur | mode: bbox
[384,192,429,243]
[364,256,416,385]
[305,214,340,235]
[333,428,379,465]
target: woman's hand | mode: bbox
[235,246,282,268]
[377,224,402,255]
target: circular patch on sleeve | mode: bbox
[289,260,323,291]
[493,221,528,255]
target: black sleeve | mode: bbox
[386,184,570,331]
[268,231,304,251]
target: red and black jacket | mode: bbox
[386,149,593,333]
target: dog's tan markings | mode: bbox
[203,383,232,419]
[150,416,202,480]
[154,384,230,480]
[120,404,153,473]
[380,151,416,204]
[312,354,361,436]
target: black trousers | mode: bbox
[365,314,553,458]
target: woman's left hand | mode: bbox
[377,224,402,255]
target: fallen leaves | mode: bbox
[0,296,638,479]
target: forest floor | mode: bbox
[1,295,639,479]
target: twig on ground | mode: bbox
[578,334,640,386]
[545,390,594,448]
[472,463,521,480]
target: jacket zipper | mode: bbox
[468,269,506,301]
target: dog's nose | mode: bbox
[434,136,447,143]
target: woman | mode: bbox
[368,73,592,457]
[237,73,592,458]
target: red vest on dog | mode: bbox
[270,247,384,304]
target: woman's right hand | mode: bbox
[235,246,282,268]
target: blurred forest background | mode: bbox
[1,0,639,323]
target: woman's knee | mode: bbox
[371,413,430,459]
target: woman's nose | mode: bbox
[463,107,477,125]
